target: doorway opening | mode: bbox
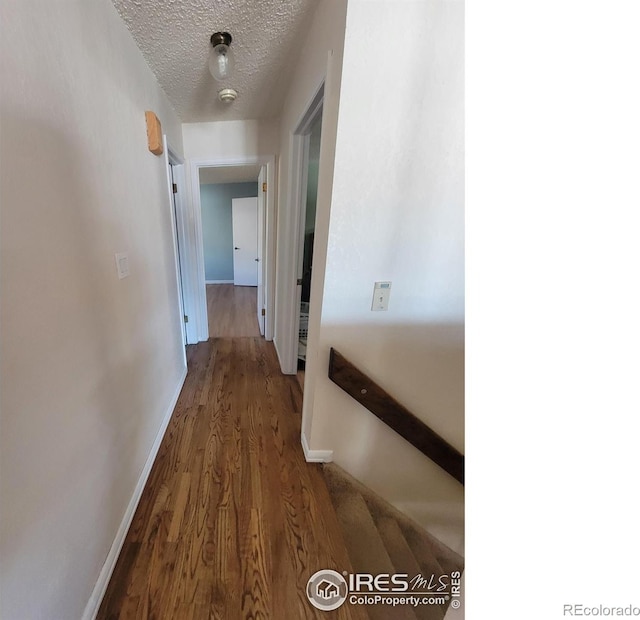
[198,166,261,338]
[298,112,322,370]
[187,158,275,343]
[199,168,260,285]
[289,85,324,383]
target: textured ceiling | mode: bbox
[111,0,318,123]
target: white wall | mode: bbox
[306,0,465,553]
[0,1,186,618]
[182,119,279,161]
[274,0,348,376]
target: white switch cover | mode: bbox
[115,252,130,279]
[371,281,391,311]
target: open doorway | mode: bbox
[298,113,322,371]
[288,85,324,386]
[185,155,275,346]
[198,165,261,338]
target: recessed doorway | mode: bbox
[187,158,275,343]
[297,112,322,370]
[196,164,266,340]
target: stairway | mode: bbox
[323,463,464,620]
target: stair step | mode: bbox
[375,516,423,577]
[374,517,445,620]
[325,464,463,573]
[323,463,464,620]
[398,524,462,618]
[398,522,463,579]
[329,485,418,620]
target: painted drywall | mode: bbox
[0,1,186,618]
[273,0,348,375]
[200,182,259,281]
[305,0,465,553]
[182,119,279,161]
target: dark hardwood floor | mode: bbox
[97,328,364,617]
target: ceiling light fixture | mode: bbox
[218,88,238,103]
[208,32,234,81]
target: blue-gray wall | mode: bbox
[200,182,258,281]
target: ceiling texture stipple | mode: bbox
[111,0,318,123]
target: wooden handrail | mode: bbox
[328,348,464,485]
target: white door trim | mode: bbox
[188,156,276,342]
[278,83,324,374]
[257,166,266,335]
[163,137,190,361]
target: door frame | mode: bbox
[163,137,189,364]
[256,166,266,336]
[188,156,276,342]
[280,84,324,374]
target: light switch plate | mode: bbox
[371,281,391,311]
[115,252,130,279]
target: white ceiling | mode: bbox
[199,165,261,185]
[111,0,319,123]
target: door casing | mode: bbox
[163,137,190,360]
[188,156,276,342]
[279,85,324,374]
[257,166,266,335]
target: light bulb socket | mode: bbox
[210,32,232,48]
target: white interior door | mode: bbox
[256,168,266,335]
[232,197,258,286]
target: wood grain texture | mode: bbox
[98,337,368,620]
[144,110,163,156]
[328,348,464,485]
[207,284,261,338]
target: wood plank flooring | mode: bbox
[98,337,366,619]
[207,284,261,338]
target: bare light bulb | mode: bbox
[208,32,234,81]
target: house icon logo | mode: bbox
[306,569,348,611]
[317,579,340,599]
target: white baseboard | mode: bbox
[82,366,188,620]
[301,431,333,463]
[205,279,234,284]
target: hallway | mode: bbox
[1,2,467,617]
[98,333,363,618]
[207,284,261,338]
